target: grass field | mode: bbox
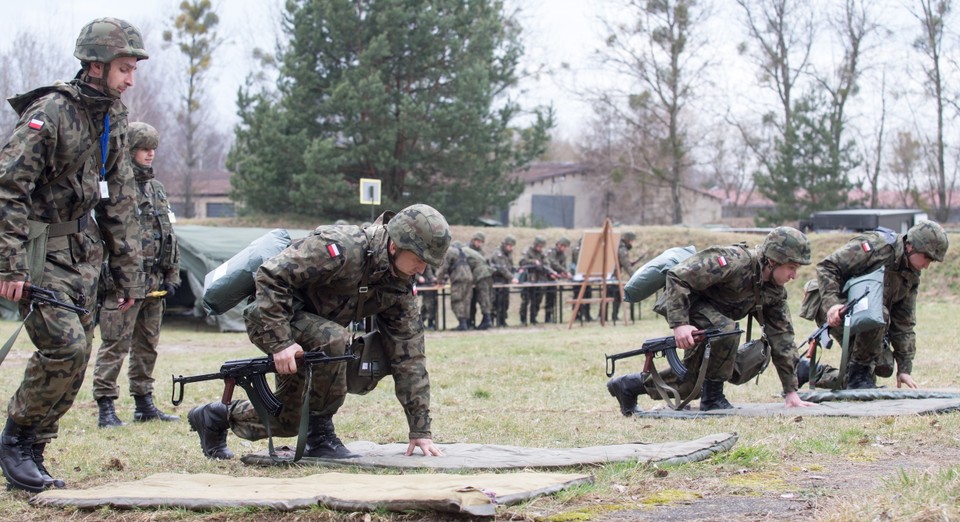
[0,226,957,521]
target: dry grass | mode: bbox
[0,225,958,521]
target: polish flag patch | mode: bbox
[861,242,872,253]
[28,119,44,130]
[326,243,341,258]
[717,255,728,267]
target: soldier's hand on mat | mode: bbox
[0,280,25,302]
[783,391,816,408]
[826,304,845,328]
[406,438,443,457]
[897,373,918,389]
[673,325,698,350]
[117,297,136,312]
[273,343,304,374]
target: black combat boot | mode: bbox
[453,319,469,331]
[845,362,878,389]
[303,416,360,459]
[611,301,621,321]
[187,402,235,459]
[97,397,126,428]
[32,443,64,489]
[0,418,45,492]
[606,374,646,416]
[477,314,492,330]
[133,394,180,422]
[700,380,735,411]
[796,357,811,388]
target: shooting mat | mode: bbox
[631,389,960,419]
[241,431,738,469]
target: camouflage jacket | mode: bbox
[659,244,800,393]
[617,241,632,280]
[0,80,143,298]
[254,223,433,436]
[488,246,515,283]
[519,245,553,282]
[462,246,492,281]
[545,246,569,277]
[816,230,920,374]
[133,163,180,291]
[436,244,472,283]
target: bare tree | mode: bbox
[706,133,756,208]
[861,69,887,208]
[0,30,74,133]
[887,130,923,208]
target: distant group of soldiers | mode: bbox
[417,231,640,330]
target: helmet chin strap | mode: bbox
[81,63,121,99]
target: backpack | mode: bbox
[202,229,292,315]
[623,245,696,303]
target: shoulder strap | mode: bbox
[33,144,97,195]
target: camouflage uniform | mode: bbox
[519,238,554,325]
[463,246,493,326]
[466,232,485,326]
[417,265,439,330]
[543,239,571,323]
[488,237,516,327]
[571,238,593,321]
[93,123,180,418]
[436,242,473,328]
[647,244,801,399]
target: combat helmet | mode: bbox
[75,18,149,63]
[557,237,571,247]
[502,235,516,246]
[761,226,811,265]
[534,236,547,247]
[386,204,451,268]
[472,231,486,242]
[622,231,637,242]
[127,122,159,152]
[907,220,949,262]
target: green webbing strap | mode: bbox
[246,364,315,464]
[650,343,712,411]
[0,306,33,367]
[836,314,853,391]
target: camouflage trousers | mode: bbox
[520,286,543,324]
[449,279,472,320]
[419,289,438,328]
[92,295,165,399]
[472,277,493,315]
[492,286,510,326]
[228,306,351,441]
[806,326,895,388]
[643,303,739,401]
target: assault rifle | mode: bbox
[604,327,744,380]
[23,282,89,315]
[171,351,358,417]
[800,289,870,355]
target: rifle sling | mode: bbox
[248,363,315,464]
[649,343,712,411]
[0,307,34,368]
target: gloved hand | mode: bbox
[161,283,178,298]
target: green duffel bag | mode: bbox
[624,245,696,303]
[842,267,886,336]
[202,229,291,315]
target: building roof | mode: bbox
[510,162,591,184]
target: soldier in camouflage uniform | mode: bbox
[417,264,439,330]
[519,236,556,326]
[571,237,594,322]
[607,231,636,322]
[798,221,949,389]
[466,231,485,327]
[463,246,493,330]
[0,18,147,492]
[607,227,817,414]
[543,237,572,323]
[488,235,519,327]
[436,241,474,331]
[187,204,451,460]
[92,122,180,428]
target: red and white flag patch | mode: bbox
[27,119,44,130]
[861,242,872,253]
[326,243,341,257]
[717,255,728,267]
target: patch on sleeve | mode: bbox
[27,119,44,130]
[326,243,342,258]
[861,242,872,253]
[717,255,728,267]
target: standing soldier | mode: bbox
[519,236,556,326]
[188,204,450,460]
[571,237,594,322]
[92,122,180,428]
[463,246,493,330]
[608,231,636,322]
[436,241,473,331]
[488,235,518,327]
[417,264,439,330]
[0,18,147,492]
[607,228,817,414]
[800,221,949,389]
[543,237,572,323]
[466,232,485,327]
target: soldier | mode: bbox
[468,231,485,254]
[466,231,485,327]
[92,122,180,428]
[607,231,636,322]
[519,236,556,326]
[543,237,572,323]
[436,241,473,331]
[463,246,493,330]
[417,264,439,330]
[0,18,147,492]
[607,227,817,414]
[488,235,519,327]
[187,204,450,460]
[800,221,949,389]
[571,237,594,322]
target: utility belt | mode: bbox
[39,214,89,237]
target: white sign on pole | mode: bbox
[359,178,381,205]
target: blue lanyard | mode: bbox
[99,113,110,181]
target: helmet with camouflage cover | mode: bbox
[386,204,451,268]
[502,234,516,246]
[75,18,149,63]
[127,122,159,152]
[761,226,811,265]
[556,237,571,247]
[907,220,949,262]
[534,235,547,247]
[622,231,637,242]
[472,231,485,242]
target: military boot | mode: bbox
[303,416,360,459]
[0,418,45,492]
[187,402,235,459]
[453,319,469,331]
[700,380,735,411]
[133,394,181,422]
[32,443,64,489]
[845,362,878,389]
[796,357,811,388]
[477,314,492,330]
[97,397,126,428]
[606,374,646,416]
